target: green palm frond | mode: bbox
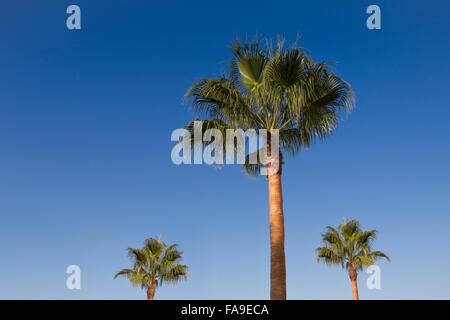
[369,251,391,263]
[265,47,307,89]
[321,226,345,254]
[113,268,135,280]
[160,264,188,286]
[316,247,344,268]
[339,219,360,242]
[185,77,252,126]
[230,37,268,91]
[279,128,302,156]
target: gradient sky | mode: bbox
[1,0,449,299]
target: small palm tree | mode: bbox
[316,219,390,300]
[184,36,354,299]
[114,237,188,300]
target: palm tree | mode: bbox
[316,219,391,300]
[183,36,354,299]
[114,237,188,300]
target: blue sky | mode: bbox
[0,0,449,299]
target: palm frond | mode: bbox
[316,247,344,268]
[369,251,391,263]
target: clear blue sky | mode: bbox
[1,0,449,299]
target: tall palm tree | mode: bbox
[183,36,354,299]
[316,219,391,300]
[114,237,188,300]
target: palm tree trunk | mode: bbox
[348,266,359,300]
[267,168,286,300]
[147,280,156,300]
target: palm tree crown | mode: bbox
[316,219,390,299]
[114,237,188,300]
[316,219,390,270]
[185,36,354,174]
